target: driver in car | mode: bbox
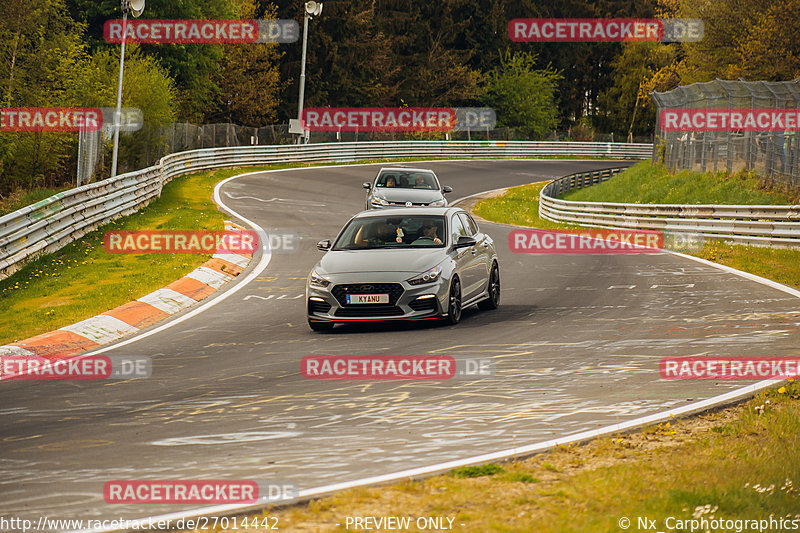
[412,221,442,245]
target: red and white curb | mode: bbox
[0,221,252,368]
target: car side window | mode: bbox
[458,213,478,236]
[450,214,467,243]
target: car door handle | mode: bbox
[481,242,490,248]
[470,248,478,255]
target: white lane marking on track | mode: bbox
[152,431,302,446]
[224,191,326,207]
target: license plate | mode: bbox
[346,293,389,304]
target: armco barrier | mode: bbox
[539,168,800,247]
[0,141,650,280]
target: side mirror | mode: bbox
[454,235,476,249]
[317,239,331,251]
[442,185,453,193]
[362,182,372,189]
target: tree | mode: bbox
[206,0,285,125]
[595,43,670,139]
[0,0,89,192]
[66,0,239,121]
[659,0,800,83]
[482,51,561,138]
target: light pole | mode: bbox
[296,1,322,144]
[110,0,145,178]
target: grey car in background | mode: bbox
[306,207,500,331]
[363,167,452,209]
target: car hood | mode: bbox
[373,188,443,203]
[317,249,445,275]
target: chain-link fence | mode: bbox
[651,78,800,188]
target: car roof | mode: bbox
[377,167,437,174]
[352,206,462,218]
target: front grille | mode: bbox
[388,201,427,206]
[308,299,331,315]
[335,305,404,317]
[409,297,438,312]
[331,283,404,307]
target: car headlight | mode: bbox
[428,199,446,207]
[407,264,443,285]
[309,270,331,288]
[371,196,390,207]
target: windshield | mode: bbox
[376,171,439,190]
[333,215,447,250]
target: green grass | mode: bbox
[697,241,800,290]
[473,162,800,290]
[0,187,71,216]
[230,383,800,533]
[563,161,798,205]
[451,464,505,478]
[0,167,250,345]
[472,181,579,230]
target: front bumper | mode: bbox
[307,277,448,322]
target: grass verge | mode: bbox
[562,161,799,205]
[0,167,244,346]
[0,187,71,217]
[472,163,800,290]
[183,382,800,532]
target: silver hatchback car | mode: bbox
[306,207,500,331]
[363,167,452,209]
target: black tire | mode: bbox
[308,319,334,332]
[444,277,462,325]
[478,263,501,311]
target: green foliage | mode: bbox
[206,0,284,125]
[649,0,800,86]
[451,464,505,478]
[595,44,660,138]
[66,0,239,120]
[0,0,90,192]
[562,162,796,205]
[0,0,177,193]
[482,51,561,138]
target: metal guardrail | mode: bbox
[539,168,800,247]
[0,140,651,280]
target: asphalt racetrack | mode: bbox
[3,160,800,526]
